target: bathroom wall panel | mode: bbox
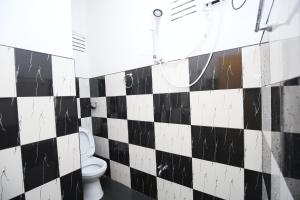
[126,66,153,95]
[130,168,157,198]
[90,76,106,97]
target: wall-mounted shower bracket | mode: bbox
[255,0,273,32]
[204,0,225,7]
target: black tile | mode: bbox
[92,117,108,138]
[153,92,190,125]
[78,119,81,126]
[244,169,262,200]
[109,140,129,166]
[130,168,157,198]
[190,48,242,91]
[95,155,110,177]
[21,138,59,191]
[76,78,80,98]
[128,120,155,149]
[271,87,282,132]
[193,190,224,200]
[283,77,300,86]
[192,126,244,168]
[90,76,106,97]
[156,150,192,188]
[106,96,127,119]
[55,97,78,137]
[0,98,19,150]
[60,169,83,200]
[262,173,271,200]
[244,88,262,130]
[80,98,91,118]
[15,48,53,96]
[126,66,152,95]
[10,194,25,200]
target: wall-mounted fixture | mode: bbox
[255,0,273,32]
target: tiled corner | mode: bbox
[25,178,61,200]
[110,160,131,188]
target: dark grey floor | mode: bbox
[100,177,154,200]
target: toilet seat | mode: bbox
[79,127,95,162]
[82,156,107,177]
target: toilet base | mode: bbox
[83,179,103,200]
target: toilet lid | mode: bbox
[79,127,95,162]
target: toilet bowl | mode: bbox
[79,127,107,200]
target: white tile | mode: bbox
[0,46,16,97]
[77,98,81,118]
[129,144,156,176]
[105,72,126,96]
[18,97,56,145]
[190,89,244,129]
[79,78,90,98]
[91,97,107,118]
[0,147,24,199]
[81,117,92,132]
[25,178,61,200]
[52,56,76,96]
[192,158,244,200]
[244,130,262,172]
[57,133,81,176]
[110,160,131,188]
[126,94,154,122]
[157,178,193,200]
[152,59,189,94]
[155,122,191,157]
[94,136,109,159]
[107,118,128,143]
[269,37,300,85]
[242,45,262,88]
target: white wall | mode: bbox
[0,0,73,58]
[71,0,90,78]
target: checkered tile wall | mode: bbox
[77,39,300,200]
[0,45,83,200]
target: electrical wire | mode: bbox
[231,0,247,10]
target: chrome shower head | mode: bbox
[153,9,163,17]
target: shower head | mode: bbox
[153,9,163,17]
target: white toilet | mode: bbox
[79,127,107,200]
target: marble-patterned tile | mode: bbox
[55,97,78,137]
[107,118,128,143]
[156,150,192,188]
[109,140,129,166]
[193,190,224,200]
[57,133,81,176]
[189,48,242,91]
[80,98,91,118]
[18,97,56,145]
[77,98,81,118]
[130,168,157,198]
[152,59,189,94]
[94,136,110,159]
[0,46,16,97]
[271,86,281,131]
[110,160,131,187]
[52,56,76,96]
[126,66,152,95]
[106,96,127,119]
[92,117,108,138]
[10,194,25,200]
[25,178,61,200]
[0,98,19,150]
[192,158,244,200]
[244,130,262,172]
[21,138,59,191]
[261,86,272,132]
[155,122,191,157]
[90,76,106,97]
[78,78,90,98]
[15,48,53,97]
[91,97,107,118]
[128,120,155,149]
[76,78,80,98]
[0,146,24,200]
[242,45,262,88]
[157,177,193,200]
[244,169,262,200]
[192,126,244,168]
[153,92,190,125]
[60,169,83,200]
[105,72,126,97]
[190,89,243,129]
[244,88,262,130]
[126,94,154,122]
[129,144,156,176]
